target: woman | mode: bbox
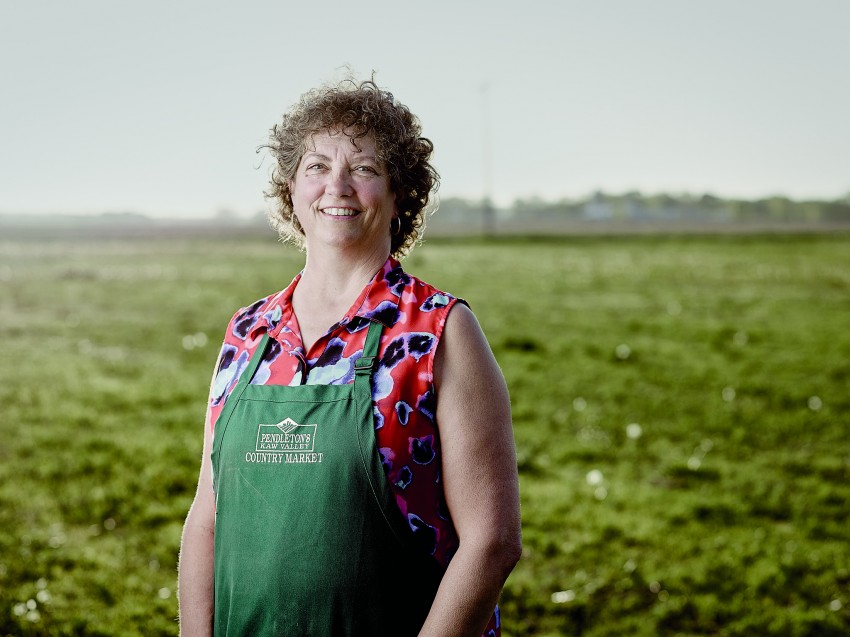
[178,79,521,637]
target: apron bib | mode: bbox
[211,320,442,636]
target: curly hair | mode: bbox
[262,78,439,258]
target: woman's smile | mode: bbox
[320,206,361,218]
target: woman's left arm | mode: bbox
[418,303,522,637]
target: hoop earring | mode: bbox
[391,217,402,235]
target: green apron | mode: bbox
[211,320,443,636]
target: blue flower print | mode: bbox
[307,338,356,385]
[211,347,249,406]
[407,513,438,556]
[415,390,436,422]
[406,332,435,362]
[396,400,413,425]
[395,465,413,489]
[380,336,406,369]
[409,435,436,465]
[385,264,411,296]
[373,404,385,430]
[232,298,268,340]
[420,293,451,312]
[363,301,400,327]
[379,447,395,474]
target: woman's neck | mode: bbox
[299,246,389,299]
[291,247,390,351]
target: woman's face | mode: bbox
[290,130,397,257]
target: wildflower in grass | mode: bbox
[551,590,575,604]
[182,332,208,350]
[586,469,603,486]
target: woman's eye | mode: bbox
[354,165,377,174]
[306,163,326,172]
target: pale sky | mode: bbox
[2,0,848,217]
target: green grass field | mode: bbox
[1,232,848,636]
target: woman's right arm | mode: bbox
[178,359,221,636]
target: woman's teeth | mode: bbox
[322,208,359,217]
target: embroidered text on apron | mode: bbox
[211,320,443,636]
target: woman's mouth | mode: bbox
[321,207,360,217]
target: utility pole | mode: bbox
[480,82,495,235]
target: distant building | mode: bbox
[583,192,613,220]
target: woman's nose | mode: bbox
[325,170,354,197]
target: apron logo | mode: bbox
[244,418,324,465]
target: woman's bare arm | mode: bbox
[177,360,220,636]
[418,303,522,637]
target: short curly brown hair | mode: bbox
[262,79,439,258]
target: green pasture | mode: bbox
[0,231,848,636]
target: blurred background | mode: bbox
[2,0,849,224]
[1,2,849,636]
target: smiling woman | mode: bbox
[177,78,522,637]
[263,79,439,258]
[290,131,398,264]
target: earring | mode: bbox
[391,217,402,235]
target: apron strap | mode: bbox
[212,332,272,492]
[242,333,272,384]
[354,319,383,375]
[220,333,272,420]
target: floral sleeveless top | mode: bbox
[208,257,501,636]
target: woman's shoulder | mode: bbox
[383,260,463,314]
[223,287,291,343]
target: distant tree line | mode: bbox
[3,191,849,238]
[434,191,850,225]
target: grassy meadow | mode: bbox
[0,230,848,636]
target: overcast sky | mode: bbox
[2,0,848,217]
